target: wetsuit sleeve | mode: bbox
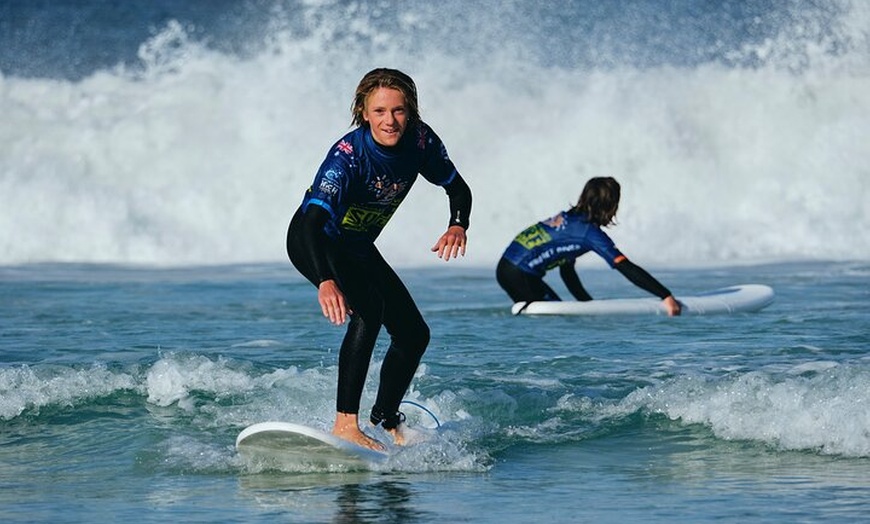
[299,204,335,284]
[559,263,593,301]
[443,174,472,230]
[614,258,672,299]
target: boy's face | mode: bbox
[363,87,408,147]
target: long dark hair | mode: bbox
[351,68,420,127]
[568,177,621,227]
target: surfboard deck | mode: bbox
[512,284,774,316]
[236,421,388,472]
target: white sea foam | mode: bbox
[0,364,139,420]
[1,2,867,268]
[623,365,870,457]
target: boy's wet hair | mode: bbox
[351,68,420,127]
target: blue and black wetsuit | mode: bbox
[287,121,471,429]
[497,210,670,304]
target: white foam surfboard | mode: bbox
[236,421,388,472]
[511,284,774,316]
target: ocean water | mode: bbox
[2,1,869,522]
[1,261,869,523]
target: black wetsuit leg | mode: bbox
[496,257,560,302]
[366,250,429,429]
[287,211,428,424]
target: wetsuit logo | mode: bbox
[439,142,450,161]
[369,174,407,203]
[336,140,353,155]
[543,213,566,230]
[340,203,400,233]
[514,224,552,250]
[318,169,341,196]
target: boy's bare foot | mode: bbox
[370,408,412,445]
[333,412,385,451]
[386,426,406,446]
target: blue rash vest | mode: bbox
[301,122,458,254]
[501,211,624,276]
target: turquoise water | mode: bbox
[1,261,868,522]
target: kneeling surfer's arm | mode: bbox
[559,263,593,301]
[614,256,681,316]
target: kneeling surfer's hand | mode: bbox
[663,295,682,316]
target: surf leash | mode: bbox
[400,400,441,428]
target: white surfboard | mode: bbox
[511,284,774,316]
[236,421,388,472]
